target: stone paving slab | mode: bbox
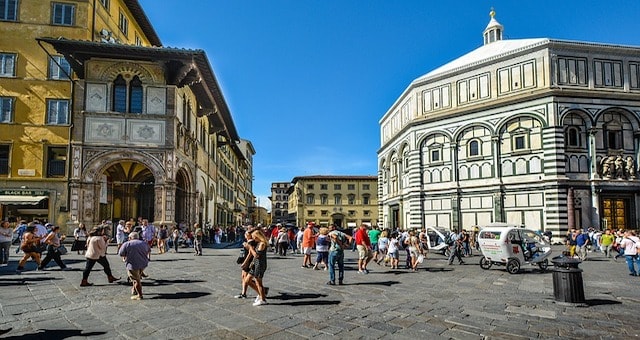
[0,245,637,339]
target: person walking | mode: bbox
[157,225,169,254]
[407,230,424,271]
[447,230,464,265]
[140,219,156,260]
[118,232,150,300]
[301,222,316,268]
[0,221,12,266]
[245,228,269,306]
[312,227,330,270]
[39,225,71,271]
[115,220,130,253]
[375,230,389,266]
[13,220,27,254]
[277,226,289,256]
[368,225,382,263]
[326,224,353,285]
[387,232,400,269]
[171,226,180,253]
[599,229,615,258]
[81,226,120,286]
[618,230,640,276]
[72,223,88,255]
[575,229,590,260]
[193,223,203,256]
[16,225,42,273]
[354,224,374,274]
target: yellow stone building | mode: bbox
[0,0,160,227]
[0,1,252,232]
[287,175,378,228]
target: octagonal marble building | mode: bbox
[378,11,640,237]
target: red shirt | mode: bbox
[354,228,371,248]
[302,227,316,248]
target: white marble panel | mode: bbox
[85,117,125,143]
[146,87,166,114]
[128,120,165,145]
[86,83,107,112]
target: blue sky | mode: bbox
[139,0,640,209]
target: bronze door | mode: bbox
[601,198,628,230]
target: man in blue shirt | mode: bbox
[118,232,150,300]
[575,229,590,260]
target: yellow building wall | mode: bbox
[0,0,160,229]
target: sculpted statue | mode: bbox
[600,156,614,178]
[626,156,637,179]
[614,155,625,179]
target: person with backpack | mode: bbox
[618,230,640,276]
[326,224,353,285]
[447,230,464,265]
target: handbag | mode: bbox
[236,248,247,264]
[71,240,86,251]
[57,245,68,255]
[417,254,425,264]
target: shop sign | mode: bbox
[0,189,49,196]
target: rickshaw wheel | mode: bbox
[506,258,520,274]
[479,256,492,270]
[537,259,549,271]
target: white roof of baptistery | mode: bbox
[412,38,549,84]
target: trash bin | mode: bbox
[551,255,585,304]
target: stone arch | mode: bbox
[82,150,165,184]
[560,108,595,128]
[594,107,640,131]
[99,61,156,84]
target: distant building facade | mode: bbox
[378,11,640,236]
[269,182,292,224]
[287,175,378,228]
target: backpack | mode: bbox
[397,233,407,250]
[445,233,455,246]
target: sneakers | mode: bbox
[234,293,247,299]
[130,295,143,300]
[326,281,335,285]
[252,299,267,306]
[338,280,344,285]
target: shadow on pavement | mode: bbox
[149,258,193,262]
[149,292,211,300]
[344,280,401,287]
[117,279,206,287]
[0,277,62,286]
[268,293,328,300]
[1,329,106,339]
[269,300,341,306]
[585,298,622,306]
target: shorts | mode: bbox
[128,269,144,281]
[303,247,313,255]
[371,243,379,252]
[388,250,399,259]
[356,245,372,260]
[316,251,329,263]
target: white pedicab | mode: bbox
[477,226,552,274]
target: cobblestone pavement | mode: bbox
[0,244,637,339]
